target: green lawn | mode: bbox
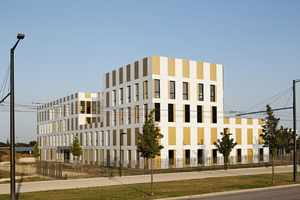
[0,172,299,200]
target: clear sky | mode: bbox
[0,0,299,143]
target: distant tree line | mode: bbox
[0,140,36,147]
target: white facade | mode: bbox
[37,55,268,168]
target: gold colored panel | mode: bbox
[85,93,91,98]
[247,148,253,163]
[107,150,110,166]
[247,129,253,144]
[211,128,218,145]
[210,63,217,81]
[168,127,176,145]
[126,64,131,82]
[224,117,230,124]
[135,128,139,145]
[143,57,148,77]
[168,57,175,76]
[106,111,110,127]
[197,61,203,79]
[183,127,190,145]
[236,128,241,145]
[112,70,116,86]
[134,61,139,80]
[236,118,241,124]
[247,118,253,125]
[258,119,264,125]
[119,67,123,84]
[197,127,204,145]
[106,73,109,89]
[113,130,116,146]
[152,56,160,75]
[106,92,109,108]
[127,128,131,146]
[182,59,190,78]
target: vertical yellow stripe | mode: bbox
[152,56,160,75]
[197,62,203,79]
[211,128,217,145]
[182,60,190,78]
[168,57,175,76]
[210,63,217,81]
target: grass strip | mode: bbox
[0,172,299,200]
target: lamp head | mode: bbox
[17,34,25,40]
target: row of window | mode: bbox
[110,80,216,107]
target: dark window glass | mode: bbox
[210,85,215,102]
[168,104,174,122]
[185,150,190,165]
[259,148,263,161]
[154,103,160,122]
[197,105,202,123]
[237,149,242,163]
[185,104,190,123]
[213,149,218,163]
[169,150,174,165]
[170,81,175,99]
[154,79,160,98]
[212,106,217,123]
[197,149,203,164]
[199,83,204,101]
[183,82,188,100]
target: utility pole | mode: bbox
[119,132,126,177]
[293,79,300,182]
[10,33,25,200]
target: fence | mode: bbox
[35,153,296,179]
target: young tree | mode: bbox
[32,143,40,159]
[70,135,82,165]
[260,105,281,184]
[213,128,237,170]
[280,126,294,166]
[137,109,164,196]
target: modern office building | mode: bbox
[37,55,267,169]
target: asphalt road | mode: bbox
[162,184,300,200]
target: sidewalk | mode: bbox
[0,165,298,194]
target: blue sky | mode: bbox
[0,0,299,143]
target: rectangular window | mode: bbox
[185,104,190,123]
[143,81,148,99]
[120,108,123,125]
[213,149,217,164]
[199,83,204,101]
[212,106,217,123]
[237,149,242,163]
[113,110,116,126]
[95,131,99,146]
[92,101,96,114]
[168,104,174,122]
[135,83,139,101]
[183,82,188,100]
[154,79,160,98]
[106,130,110,146]
[170,81,175,99]
[127,107,131,124]
[86,101,91,114]
[135,105,139,123]
[101,131,104,146]
[127,86,131,103]
[113,90,116,106]
[120,88,123,105]
[185,150,190,165]
[144,104,148,122]
[210,85,215,102]
[169,150,174,166]
[197,149,203,164]
[80,101,85,114]
[154,103,160,122]
[197,105,202,123]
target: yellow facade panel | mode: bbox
[211,128,218,145]
[247,148,253,164]
[236,118,241,124]
[183,127,190,145]
[247,118,253,125]
[168,127,176,145]
[258,129,264,144]
[152,55,160,75]
[113,130,116,146]
[85,93,91,98]
[168,57,175,76]
[182,59,190,78]
[224,117,230,124]
[197,61,203,79]
[236,128,241,145]
[247,129,253,144]
[197,127,204,145]
[210,63,217,81]
[258,119,264,125]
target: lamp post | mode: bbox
[10,33,25,200]
[293,79,300,182]
[119,132,126,177]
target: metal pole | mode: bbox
[119,132,122,177]
[293,80,297,182]
[10,46,16,200]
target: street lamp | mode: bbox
[293,79,300,182]
[119,132,126,177]
[10,33,25,200]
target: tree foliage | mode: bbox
[260,105,281,184]
[214,128,237,170]
[33,143,40,158]
[137,110,164,159]
[137,109,164,196]
[70,135,82,158]
[280,126,294,155]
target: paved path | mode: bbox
[0,165,298,194]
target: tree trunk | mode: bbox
[151,158,154,196]
[272,155,275,184]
